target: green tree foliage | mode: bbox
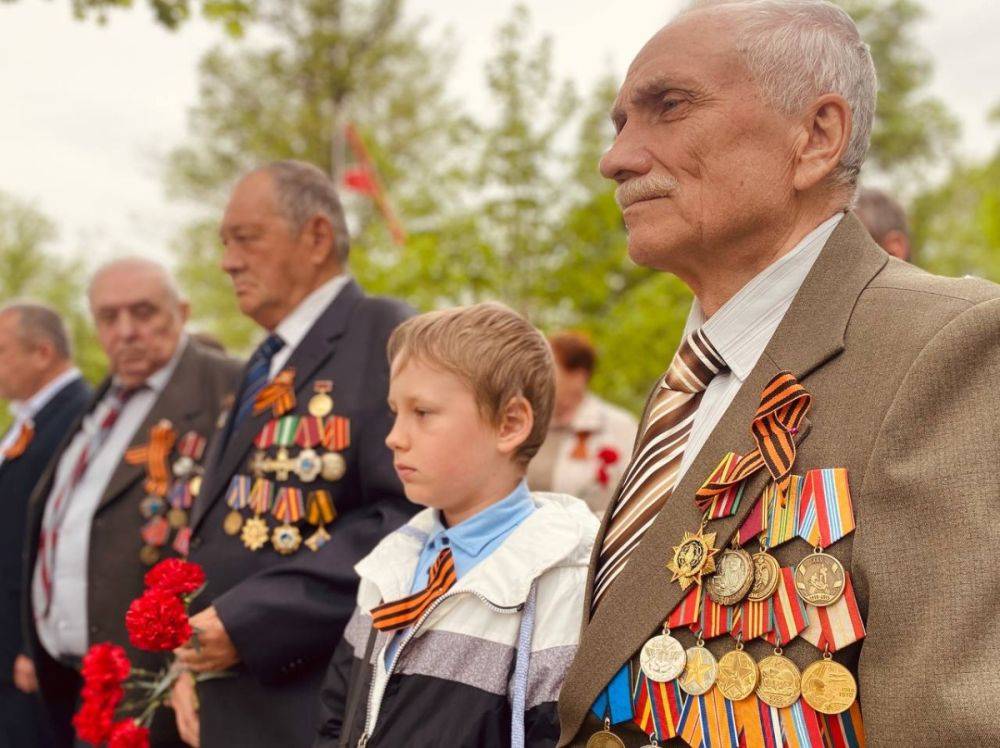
[0,192,105,385]
[836,0,959,186]
[0,0,255,34]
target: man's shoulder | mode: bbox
[186,339,243,379]
[865,258,1000,308]
[353,292,416,328]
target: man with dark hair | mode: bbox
[855,186,912,261]
[0,302,90,748]
[173,161,415,747]
[21,259,241,747]
[527,332,637,514]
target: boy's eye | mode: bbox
[414,408,430,417]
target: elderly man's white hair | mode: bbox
[682,0,878,190]
[87,256,186,306]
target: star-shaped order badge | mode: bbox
[667,528,720,589]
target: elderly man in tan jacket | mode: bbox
[557,2,1000,747]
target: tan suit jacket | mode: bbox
[557,214,1000,747]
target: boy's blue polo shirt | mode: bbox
[384,480,535,665]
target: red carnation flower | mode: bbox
[80,642,131,691]
[73,698,117,745]
[143,558,205,597]
[125,588,192,652]
[108,719,150,748]
[597,447,620,465]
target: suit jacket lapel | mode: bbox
[98,343,204,511]
[191,280,364,532]
[558,213,889,742]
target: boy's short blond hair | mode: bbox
[387,302,555,465]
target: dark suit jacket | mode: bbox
[557,214,1000,747]
[22,340,241,744]
[187,280,416,748]
[0,375,91,685]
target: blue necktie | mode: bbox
[232,333,285,429]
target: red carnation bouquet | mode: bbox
[74,559,206,747]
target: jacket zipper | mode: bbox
[358,590,524,747]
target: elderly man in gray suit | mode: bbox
[557,2,1000,747]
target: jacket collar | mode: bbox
[557,213,889,745]
[357,492,596,609]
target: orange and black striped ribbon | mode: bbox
[125,420,177,496]
[3,421,34,459]
[371,547,457,632]
[254,368,296,417]
[695,371,811,508]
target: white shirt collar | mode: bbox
[8,367,83,422]
[273,274,351,351]
[684,213,844,381]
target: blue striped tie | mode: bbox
[232,333,285,429]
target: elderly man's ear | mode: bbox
[792,93,852,193]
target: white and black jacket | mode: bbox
[314,492,598,748]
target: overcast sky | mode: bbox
[1,0,997,266]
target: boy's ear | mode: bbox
[496,395,534,459]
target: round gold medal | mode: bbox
[756,654,801,708]
[794,552,845,607]
[801,658,857,714]
[223,510,244,536]
[241,516,270,551]
[747,551,781,602]
[678,645,718,696]
[167,508,188,530]
[308,393,334,418]
[706,547,754,606]
[716,649,758,701]
[139,544,161,566]
[586,731,625,748]
[271,524,303,555]
[189,475,202,496]
[321,452,347,482]
[639,633,686,683]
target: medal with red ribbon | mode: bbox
[763,476,802,550]
[249,478,275,515]
[666,586,702,629]
[295,416,324,449]
[125,420,177,496]
[322,416,351,451]
[800,573,866,652]
[694,597,732,640]
[633,673,685,742]
[698,452,748,520]
[254,420,279,449]
[797,468,855,548]
[272,487,305,523]
[731,597,773,642]
[254,368,296,417]
[764,568,809,647]
[176,431,207,461]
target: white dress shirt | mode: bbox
[269,274,352,377]
[0,368,82,468]
[674,213,844,485]
[34,337,187,659]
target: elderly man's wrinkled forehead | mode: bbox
[615,8,747,112]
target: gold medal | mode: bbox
[308,393,333,418]
[747,550,781,602]
[716,647,758,701]
[189,475,202,497]
[223,510,244,536]
[241,516,270,551]
[167,508,188,530]
[321,452,347,482]
[639,631,686,683]
[705,547,754,606]
[801,657,857,714]
[304,525,331,552]
[271,523,302,555]
[586,719,625,748]
[139,544,161,566]
[756,652,801,708]
[667,528,719,590]
[678,644,717,696]
[794,551,845,607]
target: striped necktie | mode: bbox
[232,333,285,429]
[371,548,457,631]
[592,329,727,609]
[37,385,138,616]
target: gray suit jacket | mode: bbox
[557,214,1000,747]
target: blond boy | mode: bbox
[315,302,598,748]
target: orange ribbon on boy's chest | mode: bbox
[696,371,812,509]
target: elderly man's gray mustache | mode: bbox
[615,174,681,210]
